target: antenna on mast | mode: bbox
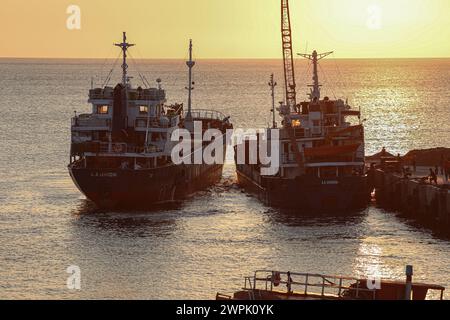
[114,32,135,86]
[183,39,196,132]
[269,74,278,128]
[297,50,333,100]
[185,39,195,122]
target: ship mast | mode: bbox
[298,50,333,101]
[185,39,195,122]
[281,0,297,111]
[114,32,135,86]
[268,74,277,128]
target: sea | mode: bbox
[0,58,449,299]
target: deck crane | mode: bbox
[281,0,297,113]
[280,0,305,171]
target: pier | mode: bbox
[372,164,450,235]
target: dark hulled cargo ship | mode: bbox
[235,1,371,212]
[69,33,232,208]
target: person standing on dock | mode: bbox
[445,158,450,182]
[429,168,438,185]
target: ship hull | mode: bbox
[69,163,223,209]
[236,169,371,212]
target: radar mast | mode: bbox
[114,32,135,86]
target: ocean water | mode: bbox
[0,58,449,299]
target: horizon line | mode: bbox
[1,56,450,61]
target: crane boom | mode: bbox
[281,0,297,110]
[281,0,304,172]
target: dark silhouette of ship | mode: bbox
[235,1,371,212]
[69,33,232,208]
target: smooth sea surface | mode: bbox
[0,58,449,299]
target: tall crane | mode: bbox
[281,0,304,172]
[281,0,297,111]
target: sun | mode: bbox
[366,4,383,30]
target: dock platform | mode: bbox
[372,165,450,235]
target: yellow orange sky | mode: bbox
[1,0,449,59]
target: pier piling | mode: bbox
[373,168,450,235]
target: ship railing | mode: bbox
[89,93,113,100]
[294,128,309,138]
[183,109,227,121]
[97,143,128,153]
[323,125,357,136]
[97,143,163,154]
[312,125,354,136]
[72,114,111,128]
[88,89,166,101]
[140,93,166,101]
[135,116,179,129]
[135,117,165,129]
[280,125,360,139]
[282,153,361,165]
[244,270,377,300]
[280,128,311,139]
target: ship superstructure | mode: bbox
[69,33,232,208]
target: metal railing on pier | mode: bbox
[244,270,377,300]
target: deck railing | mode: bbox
[244,270,377,300]
[88,89,166,101]
[135,116,179,129]
[72,115,111,128]
[183,109,227,121]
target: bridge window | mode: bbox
[139,106,148,114]
[97,105,109,114]
[292,119,301,127]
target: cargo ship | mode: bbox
[235,0,371,211]
[68,33,232,208]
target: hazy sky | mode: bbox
[1,0,449,59]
